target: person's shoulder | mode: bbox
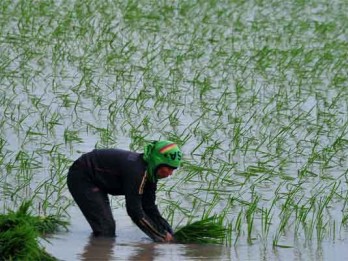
[127,151,142,161]
[92,148,130,154]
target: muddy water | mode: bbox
[42,206,232,260]
[41,205,348,261]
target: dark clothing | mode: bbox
[67,149,173,242]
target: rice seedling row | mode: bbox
[0,0,347,258]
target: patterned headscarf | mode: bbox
[143,140,182,182]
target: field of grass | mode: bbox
[0,0,347,252]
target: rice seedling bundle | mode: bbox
[174,216,227,244]
[0,201,68,260]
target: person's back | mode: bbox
[77,148,145,195]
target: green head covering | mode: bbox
[143,140,182,182]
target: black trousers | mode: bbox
[67,164,116,237]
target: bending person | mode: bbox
[67,140,182,242]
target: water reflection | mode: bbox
[126,242,229,260]
[79,235,230,260]
[127,243,156,261]
[180,243,229,260]
[80,235,115,261]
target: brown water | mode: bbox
[42,206,348,261]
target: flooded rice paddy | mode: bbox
[1,0,348,260]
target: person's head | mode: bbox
[143,140,182,182]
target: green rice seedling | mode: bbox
[233,210,243,245]
[0,200,67,260]
[46,112,63,136]
[315,209,327,243]
[302,197,317,242]
[273,199,294,248]
[341,213,348,228]
[340,189,348,229]
[8,201,69,233]
[87,124,116,148]
[201,192,222,218]
[246,193,259,244]
[161,200,183,229]
[0,223,54,261]
[32,214,69,235]
[225,220,233,247]
[161,198,194,221]
[314,182,339,242]
[63,129,83,144]
[260,206,274,243]
[14,150,42,173]
[294,200,310,238]
[174,215,227,245]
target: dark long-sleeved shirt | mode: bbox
[76,148,173,241]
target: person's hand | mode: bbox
[163,232,174,242]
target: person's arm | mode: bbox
[124,175,171,242]
[141,182,174,235]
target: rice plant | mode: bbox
[174,215,227,245]
[1,0,348,259]
[0,200,68,260]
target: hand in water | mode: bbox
[164,232,174,242]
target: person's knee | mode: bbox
[94,226,116,237]
[93,231,116,237]
[92,217,115,237]
[104,219,116,236]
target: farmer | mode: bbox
[67,140,182,242]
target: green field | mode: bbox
[1,0,347,258]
